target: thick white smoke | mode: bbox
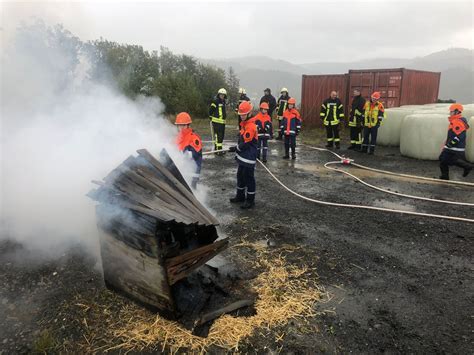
[0,21,197,259]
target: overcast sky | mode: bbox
[2,0,473,63]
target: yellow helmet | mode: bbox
[218,88,227,95]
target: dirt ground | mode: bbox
[1,124,473,354]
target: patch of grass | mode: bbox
[32,329,58,354]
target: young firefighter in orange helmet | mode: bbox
[254,102,273,163]
[280,97,302,159]
[174,112,203,189]
[228,101,258,209]
[360,91,385,155]
[439,103,473,180]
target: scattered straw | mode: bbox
[103,241,323,353]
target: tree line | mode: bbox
[15,21,240,118]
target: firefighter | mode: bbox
[348,89,366,150]
[276,88,291,140]
[236,88,251,127]
[320,91,344,149]
[209,88,227,154]
[228,101,258,209]
[360,91,385,154]
[254,102,273,162]
[280,97,301,160]
[260,88,277,117]
[439,103,473,180]
[174,112,202,189]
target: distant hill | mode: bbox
[200,48,474,103]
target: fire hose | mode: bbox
[202,147,474,224]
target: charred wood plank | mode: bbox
[165,238,229,285]
[195,299,254,326]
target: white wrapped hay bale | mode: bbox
[466,116,474,163]
[377,108,415,146]
[400,114,448,160]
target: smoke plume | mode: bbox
[0,20,196,259]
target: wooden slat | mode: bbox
[137,149,219,225]
[117,168,198,224]
[159,149,192,192]
[98,229,175,316]
[165,238,229,285]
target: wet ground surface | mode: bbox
[1,137,473,353]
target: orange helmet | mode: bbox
[288,97,296,105]
[238,101,253,115]
[371,92,381,100]
[449,103,463,112]
[260,102,269,110]
[175,112,192,125]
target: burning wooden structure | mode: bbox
[88,149,229,319]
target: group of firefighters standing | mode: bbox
[174,87,472,209]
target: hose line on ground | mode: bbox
[302,144,474,188]
[324,161,474,207]
[201,148,474,223]
[256,159,474,224]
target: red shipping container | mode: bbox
[348,68,440,108]
[301,68,440,126]
[300,74,348,127]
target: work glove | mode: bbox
[228,146,237,153]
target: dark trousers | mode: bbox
[277,118,283,139]
[284,135,296,157]
[212,122,225,150]
[439,150,474,178]
[257,138,269,160]
[236,164,256,202]
[325,125,340,146]
[349,126,362,147]
[362,126,379,152]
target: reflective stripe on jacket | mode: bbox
[236,118,258,167]
[349,95,366,127]
[363,101,385,127]
[254,112,273,138]
[280,108,301,136]
[209,97,227,124]
[277,95,290,117]
[444,114,469,152]
[320,98,344,126]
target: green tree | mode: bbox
[226,66,240,111]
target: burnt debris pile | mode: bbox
[88,149,250,330]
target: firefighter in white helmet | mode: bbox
[276,87,291,140]
[236,88,251,127]
[209,88,227,154]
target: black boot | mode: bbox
[291,154,296,160]
[463,167,472,177]
[358,146,368,153]
[230,196,245,203]
[241,200,255,209]
[283,155,289,159]
[439,175,449,180]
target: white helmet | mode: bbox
[238,88,246,94]
[218,88,227,95]
[280,87,288,93]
